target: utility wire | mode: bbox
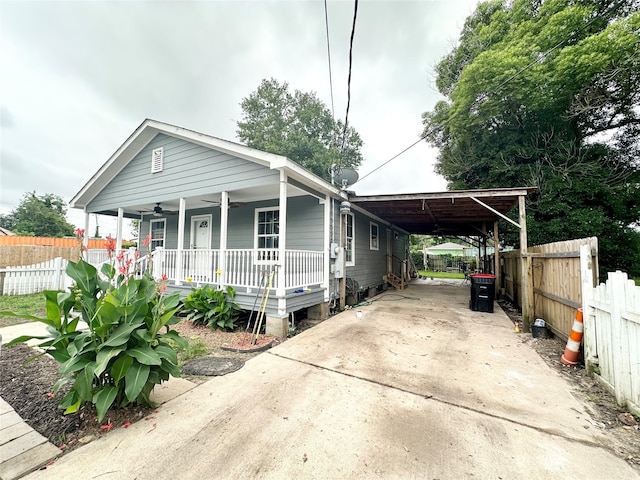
[340,0,358,156]
[354,0,627,186]
[323,0,336,123]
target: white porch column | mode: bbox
[219,191,229,288]
[277,171,288,297]
[323,194,331,302]
[83,212,90,251]
[116,208,124,252]
[175,197,186,285]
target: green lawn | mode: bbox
[0,293,46,328]
[418,270,465,280]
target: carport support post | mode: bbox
[494,221,500,298]
[519,195,533,330]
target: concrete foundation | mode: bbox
[266,315,288,339]
[306,302,329,320]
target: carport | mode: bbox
[349,187,536,321]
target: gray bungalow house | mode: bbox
[71,119,409,336]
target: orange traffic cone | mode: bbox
[561,308,583,366]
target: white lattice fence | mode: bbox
[0,257,70,295]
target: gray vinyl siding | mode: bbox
[140,196,324,250]
[285,196,323,250]
[344,212,390,290]
[87,134,279,212]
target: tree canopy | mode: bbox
[236,78,364,182]
[423,0,640,276]
[0,192,75,237]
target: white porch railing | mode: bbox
[152,248,324,291]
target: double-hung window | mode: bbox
[255,207,280,262]
[370,222,379,251]
[344,213,355,266]
[150,219,166,250]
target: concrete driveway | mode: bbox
[24,281,638,479]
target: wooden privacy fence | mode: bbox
[0,258,70,295]
[0,245,80,267]
[0,236,106,248]
[584,271,640,416]
[500,237,599,340]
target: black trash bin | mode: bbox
[470,274,496,313]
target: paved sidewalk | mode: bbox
[0,398,60,480]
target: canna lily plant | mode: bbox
[3,230,187,422]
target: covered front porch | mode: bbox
[152,248,324,293]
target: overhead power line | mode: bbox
[323,0,336,122]
[340,0,358,156]
[355,0,628,186]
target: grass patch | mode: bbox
[0,293,46,328]
[168,336,209,364]
[418,270,465,280]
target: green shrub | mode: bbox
[410,250,425,270]
[182,284,241,331]
[3,259,187,422]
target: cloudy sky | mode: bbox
[1,0,479,236]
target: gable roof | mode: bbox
[71,119,343,209]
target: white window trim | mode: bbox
[149,218,166,250]
[369,222,379,251]
[151,147,164,173]
[254,206,280,264]
[343,212,355,267]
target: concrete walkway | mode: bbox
[7,281,640,479]
[0,323,196,480]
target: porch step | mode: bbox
[386,272,405,290]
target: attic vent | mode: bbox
[151,147,164,173]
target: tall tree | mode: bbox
[0,192,75,237]
[236,78,364,181]
[423,0,640,276]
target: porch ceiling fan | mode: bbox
[141,203,177,216]
[201,199,246,208]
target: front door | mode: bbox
[190,215,212,282]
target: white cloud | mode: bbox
[0,0,479,237]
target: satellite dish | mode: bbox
[335,168,359,189]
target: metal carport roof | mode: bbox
[349,187,536,236]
